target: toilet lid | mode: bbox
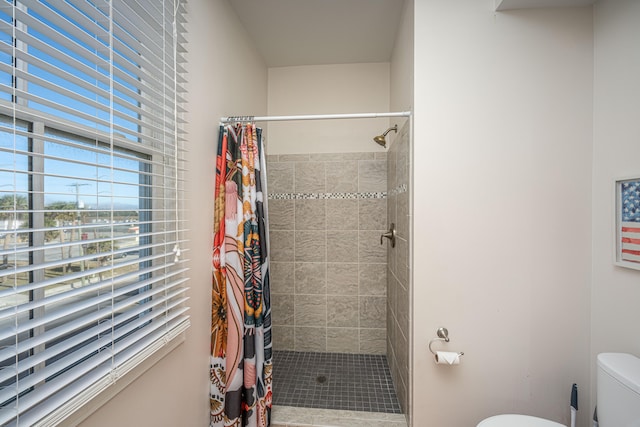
[477,414,565,427]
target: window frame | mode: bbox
[0,0,188,424]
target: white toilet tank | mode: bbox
[597,353,640,426]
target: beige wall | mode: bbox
[591,0,640,414]
[266,63,390,155]
[390,0,413,117]
[74,0,268,425]
[412,2,593,426]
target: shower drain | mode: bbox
[315,375,327,384]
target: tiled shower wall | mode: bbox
[386,120,411,417]
[267,152,388,355]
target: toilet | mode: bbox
[596,352,640,425]
[477,414,563,427]
[477,352,640,426]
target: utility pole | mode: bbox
[67,183,89,286]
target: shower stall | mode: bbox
[265,117,412,425]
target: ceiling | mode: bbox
[227,0,405,68]
[228,0,596,68]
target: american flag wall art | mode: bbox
[620,179,640,264]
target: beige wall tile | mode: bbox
[358,198,387,230]
[294,161,325,193]
[272,294,294,325]
[395,374,408,416]
[279,154,309,162]
[359,328,386,354]
[395,236,409,286]
[267,162,294,194]
[390,348,400,396]
[397,282,410,337]
[294,262,327,295]
[327,230,358,263]
[327,296,358,327]
[326,263,358,295]
[387,271,398,317]
[387,234,397,276]
[386,149,397,193]
[270,262,294,294]
[358,160,386,193]
[326,328,359,353]
[294,295,327,327]
[295,199,326,230]
[359,296,386,328]
[294,231,326,262]
[358,230,386,263]
[396,132,409,188]
[326,199,358,230]
[387,194,397,234]
[269,199,295,230]
[396,331,409,387]
[310,152,374,161]
[387,308,396,357]
[359,263,386,296]
[396,191,409,239]
[325,161,358,193]
[271,230,295,262]
[294,326,327,352]
[273,326,294,350]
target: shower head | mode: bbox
[373,124,398,148]
[373,135,387,146]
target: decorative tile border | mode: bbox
[268,191,386,200]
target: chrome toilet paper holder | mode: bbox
[429,327,464,356]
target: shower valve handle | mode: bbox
[380,224,396,248]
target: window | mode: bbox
[0,1,188,425]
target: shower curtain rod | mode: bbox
[220,111,411,124]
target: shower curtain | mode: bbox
[211,123,272,427]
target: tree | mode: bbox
[84,240,118,281]
[0,194,27,269]
[45,201,77,273]
[0,194,28,219]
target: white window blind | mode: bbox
[0,1,189,425]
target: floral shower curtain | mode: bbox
[211,123,272,427]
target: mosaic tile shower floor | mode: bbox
[272,350,402,414]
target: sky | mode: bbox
[0,2,150,211]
